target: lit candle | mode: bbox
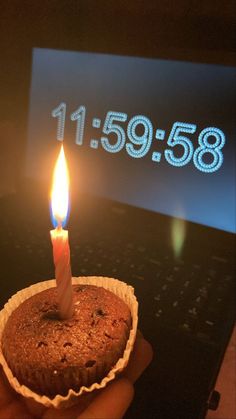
[50,145,74,319]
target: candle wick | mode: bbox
[57,221,62,230]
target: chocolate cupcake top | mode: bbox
[2,285,131,396]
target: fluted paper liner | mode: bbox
[0,277,138,408]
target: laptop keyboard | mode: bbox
[68,237,234,344]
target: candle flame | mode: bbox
[50,145,70,228]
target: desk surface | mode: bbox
[207,326,236,419]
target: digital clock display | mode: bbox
[26,48,236,233]
[52,103,225,173]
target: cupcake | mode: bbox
[0,277,138,408]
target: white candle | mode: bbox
[50,145,74,319]
[50,227,73,319]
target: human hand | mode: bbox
[0,331,153,418]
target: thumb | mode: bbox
[78,378,134,419]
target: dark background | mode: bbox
[0,3,235,418]
[0,0,235,196]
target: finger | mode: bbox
[23,397,47,418]
[42,393,95,419]
[123,335,153,383]
[43,404,83,419]
[0,400,32,419]
[0,367,15,408]
[78,378,134,419]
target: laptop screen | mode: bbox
[26,48,236,233]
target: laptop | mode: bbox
[0,48,235,419]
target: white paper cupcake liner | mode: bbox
[0,276,138,408]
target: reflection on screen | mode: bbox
[27,48,236,233]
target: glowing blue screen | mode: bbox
[27,48,236,233]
